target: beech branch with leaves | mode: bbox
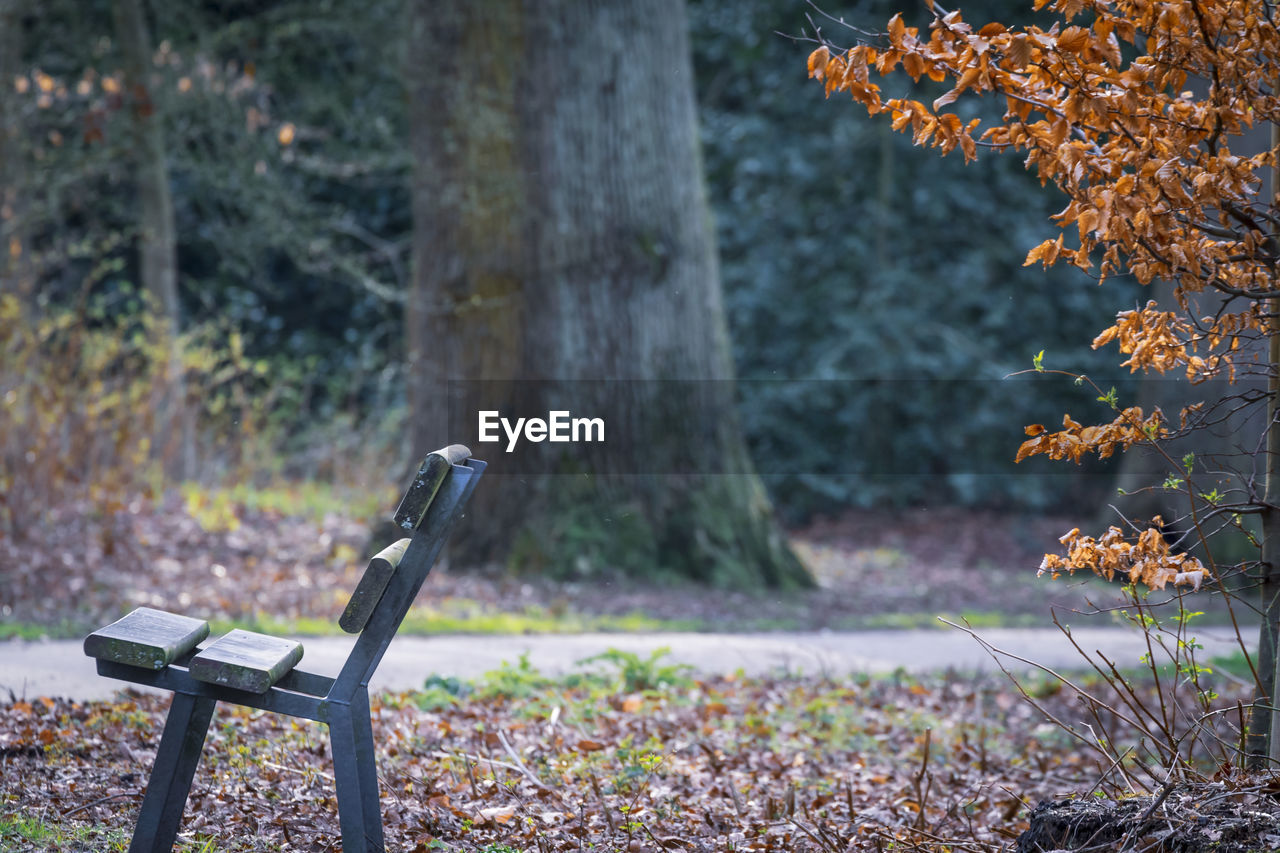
[806,0,1280,763]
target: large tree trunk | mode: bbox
[0,0,33,309]
[405,0,808,587]
[113,0,193,481]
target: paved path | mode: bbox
[0,624,1254,701]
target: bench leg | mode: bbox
[351,690,385,846]
[129,692,216,853]
[330,695,384,851]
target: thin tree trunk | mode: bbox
[1258,121,1280,764]
[406,0,808,586]
[1240,117,1280,765]
[113,0,193,481]
[0,0,33,310]
[1260,316,1280,764]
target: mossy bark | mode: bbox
[405,0,809,588]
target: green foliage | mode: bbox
[417,648,693,714]
[414,674,468,711]
[471,653,561,702]
[977,589,1247,788]
[575,647,695,693]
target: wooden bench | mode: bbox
[83,445,484,853]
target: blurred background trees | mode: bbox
[1,0,1136,579]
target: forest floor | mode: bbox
[2,496,1240,641]
[1,497,1273,851]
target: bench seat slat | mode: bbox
[188,629,304,693]
[83,607,210,670]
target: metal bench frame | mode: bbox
[91,450,485,853]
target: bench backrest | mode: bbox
[332,445,484,697]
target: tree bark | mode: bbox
[113,0,193,481]
[405,0,808,586]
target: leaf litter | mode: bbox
[1,667,1131,851]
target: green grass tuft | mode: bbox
[0,810,132,850]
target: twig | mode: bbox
[639,820,676,851]
[464,756,480,800]
[496,728,556,793]
[913,728,932,830]
[588,772,615,832]
[939,618,1145,756]
[789,817,841,853]
[1084,746,1136,797]
[1137,777,1178,823]
[726,774,746,817]
[61,792,138,818]
[262,759,334,783]
[430,749,542,786]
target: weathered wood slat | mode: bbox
[339,538,411,634]
[188,629,304,693]
[393,444,470,531]
[83,607,210,670]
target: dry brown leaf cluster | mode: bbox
[1039,518,1208,590]
[1015,407,1165,464]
